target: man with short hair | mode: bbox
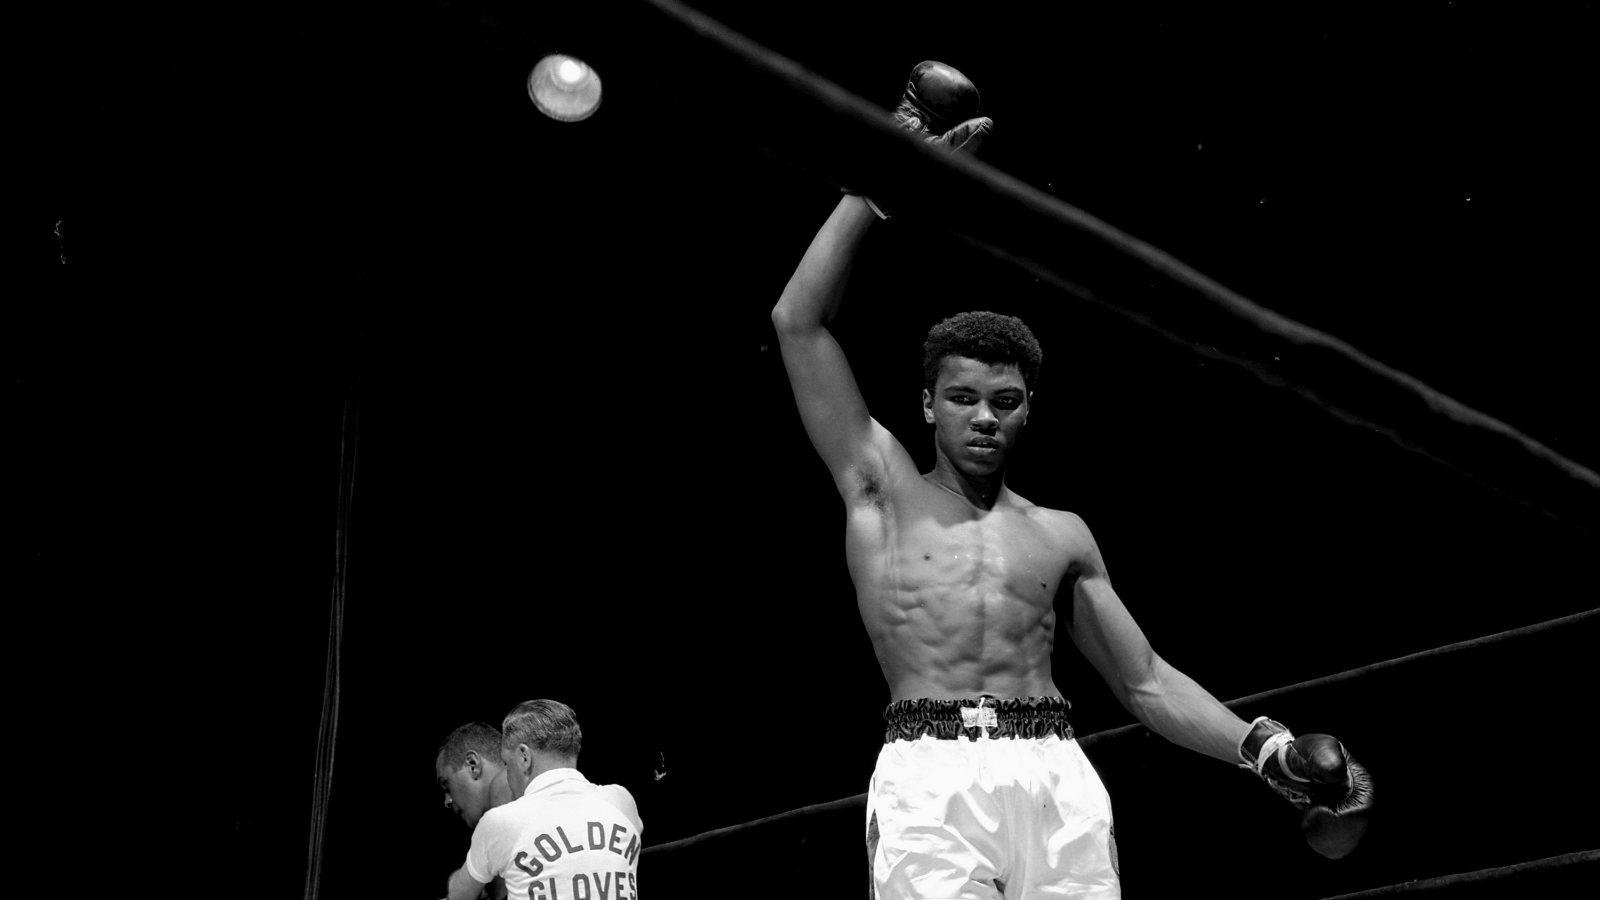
[770,60,1372,899]
[438,722,518,830]
[441,700,643,900]
[436,722,516,899]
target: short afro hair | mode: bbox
[923,311,1042,393]
[436,722,503,774]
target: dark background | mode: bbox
[32,1,1596,897]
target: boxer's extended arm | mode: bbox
[772,195,909,492]
[1064,521,1373,856]
[1064,536,1249,763]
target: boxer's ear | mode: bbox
[923,389,935,424]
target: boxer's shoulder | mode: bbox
[1013,500,1088,540]
[1013,504,1104,571]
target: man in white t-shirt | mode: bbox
[441,700,644,900]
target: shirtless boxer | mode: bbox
[770,61,1373,899]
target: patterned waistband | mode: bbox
[883,696,1073,743]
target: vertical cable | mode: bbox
[304,372,359,900]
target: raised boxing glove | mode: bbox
[858,60,994,219]
[1239,717,1375,859]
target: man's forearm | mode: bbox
[1124,657,1252,764]
[771,194,878,330]
[443,866,486,900]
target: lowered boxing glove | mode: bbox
[857,60,993,218]
[1239,717,1375,859]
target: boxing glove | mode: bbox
[1239,717,1375,859]
[857,60,994,218]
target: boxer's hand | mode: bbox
[1241,720,1375,859]
[891,60,992,152]
[857,60,993,218]
[1280,734,1374,859]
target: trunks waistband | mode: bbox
[882,696,1073,743]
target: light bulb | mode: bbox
[529,54,602,123]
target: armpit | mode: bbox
[851,463,891,512]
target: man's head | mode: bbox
[500,699,583,798]
[435,722,506,829]
[922,311,1042,475]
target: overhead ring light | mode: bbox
[528,54,602,122]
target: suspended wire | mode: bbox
[303,373,360,900]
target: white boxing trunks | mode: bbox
[867,697,1119,899]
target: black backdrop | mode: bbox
[33,2,1596,897]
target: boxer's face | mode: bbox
[437,755,491,829]
[923,357,1029,476]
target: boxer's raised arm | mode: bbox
[772,62,990,496]
[771,195,905,494]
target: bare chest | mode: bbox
[902,513,1066,601]
[848,497,1073,607]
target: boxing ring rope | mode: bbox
[640,794,868,857]
[1072,605,1599,754]
[642,607,1598,860]
[625,0,1600,538]
[1317,850,1598,898]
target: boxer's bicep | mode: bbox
[1057,517,1157,701]
[1067,571,1159,706]
[774,324,912,499]
[1061,518,1249,761]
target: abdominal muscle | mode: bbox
[848,504,1070,703]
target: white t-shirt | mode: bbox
[464,768,644,900]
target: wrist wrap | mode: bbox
[1238,716,1315,808]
